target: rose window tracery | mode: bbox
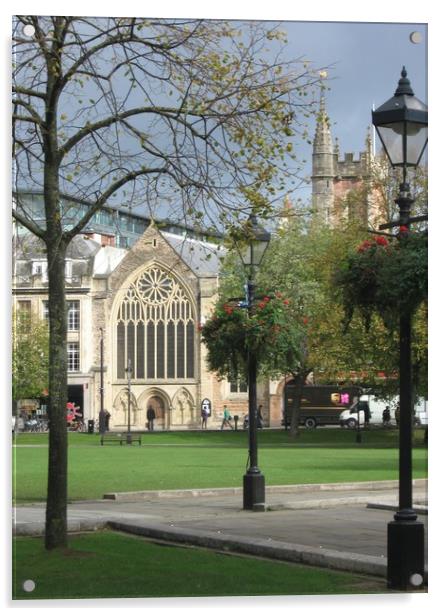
[136,268,175,305]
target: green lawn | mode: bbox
[12,429,427,503]
[13,531,387,599]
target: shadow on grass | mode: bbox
[14,428,428,450]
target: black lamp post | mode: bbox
[99,328,104,419]
[238,213,271,510]
[125,359,133,445]
[372,67,427,591]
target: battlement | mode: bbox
[335,151,369,178]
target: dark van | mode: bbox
[283,383,362,429]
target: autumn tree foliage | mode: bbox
[12,16,325,547]
[12,309,49,401]
[254,218,425,435]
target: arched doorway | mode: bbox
[147,396,165,430]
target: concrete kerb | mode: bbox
[14,519,109,537]
[102,478,427,502]
[107,520,388,578]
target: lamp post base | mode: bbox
[243,470,265,510]
[126,432,133,445]
[387,519,425,590]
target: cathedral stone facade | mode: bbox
[13,223,273,429]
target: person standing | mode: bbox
[201,406,209,429]
[382,406,391,427]
[104,409,111,431]
[395,404,400,427]
[257,404,264,429]
[147,405,156,431]
[220,405,233,430]
[98,408,107,436]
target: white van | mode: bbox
[339,394,428,428]
[339,394,385,428]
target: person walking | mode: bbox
[146,405,156,431]
[220,405,233,430]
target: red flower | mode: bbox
[356,239,373,253]
[374,236,389,247]
[283,299,290,305]
[399,225,409,234]
[258,301,266,310]
[302,317,309,325]
[263,296,270,302]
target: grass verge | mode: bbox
[13,531,387,600]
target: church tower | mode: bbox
[311,97,335,223]
[311,98,382,227]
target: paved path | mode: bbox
[13,479,428,580]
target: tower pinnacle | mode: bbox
[311,96,335,222]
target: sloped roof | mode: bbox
[14,230,226,279]
[92,245,127,278]
[161,232,225,277]
[14,234,102,260]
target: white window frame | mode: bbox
[32,261,48,281]
[67,342,80,372]
[42,300,49,321]
[67,300,80,331]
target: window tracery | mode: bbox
[116,266,195,380]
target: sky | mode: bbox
[267,19,428,201]
[7,11,429,211]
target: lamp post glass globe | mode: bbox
[240,213,271,273]
[372,66,427,173]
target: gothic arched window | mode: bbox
[116,265,195,380]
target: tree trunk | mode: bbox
[42,28,70,548]
[44,237,68,549]
[289,373,305,439]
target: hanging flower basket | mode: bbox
[334,231,427,329]
[200,292,302,380]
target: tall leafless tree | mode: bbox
[12,15,324,548]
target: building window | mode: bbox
[67,342,80,372]
[32,261,48,281]
[17,300,31,315]
[65,261,73,281]
[230,380,248,394]
[67,300,80,331]
[116,235,129,249]
[115,265,195,380]
[42,299,80,331]
[42,300,49,321]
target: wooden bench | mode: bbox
[100,433,142,446]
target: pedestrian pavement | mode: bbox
[13,479,428,580]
